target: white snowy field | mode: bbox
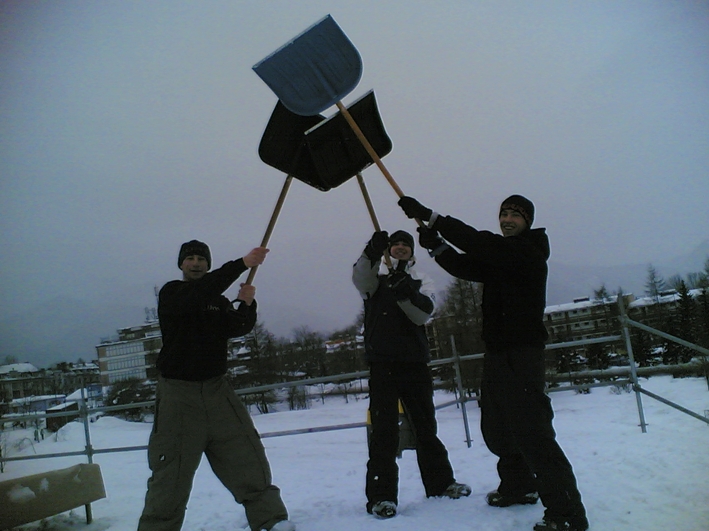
[2,375,708,531]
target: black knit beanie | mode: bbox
[178,240,211,270]
[388,230,415,252]
[500,195,535,227]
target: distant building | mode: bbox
[46,401,79,432]
[544,289,704,344]
[0,363,99,410]
[0,363,41,402]
[96,320,253,385]
[95,320,162,385]
[0,363,40,377]
[7,394,66,415]
[544,294,632,343]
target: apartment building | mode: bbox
[95,320,162,385]
[544,289,702,344]
[95,321,253,385]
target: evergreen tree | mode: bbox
[593,284,610,302]
[698,286,709,350]
[593,283,615,335]
[630,328,652,367]
[586,342,610,370]
[430,278,485,396]
[645,264,667,303]
[698,259,709,387]
[676,280,696,363]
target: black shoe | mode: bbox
[533,515,589,531]
[441,481,472,499]
[486,490,539,507]
[369,501,397,519]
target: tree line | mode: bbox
[102,255,709,419]
[230,256,709,405]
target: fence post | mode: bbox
[80,380,95,523]
[450,336,473,447]
[617,295,648,433]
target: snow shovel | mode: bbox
[258,90,392,191]
[356,173,392,269]
[249,90,393,285]
[253,15,415,215]
[243,175,293,287]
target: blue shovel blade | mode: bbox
[253,15,363,116]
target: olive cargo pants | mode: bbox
[138,376,288,531]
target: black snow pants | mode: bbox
[366,361,455,511]
[481,345,586,522]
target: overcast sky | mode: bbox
[1,1,708,362]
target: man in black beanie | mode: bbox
[138,241,296,531]
[398,195,588,531]
[352,229,471,520]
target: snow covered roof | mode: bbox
[9,394,65,406]
[47,401,79,412]
[545,295,622,314]
[0,363,40,375]
[65,387,102,401]
[546,288,705,315]
[628,288,704,309]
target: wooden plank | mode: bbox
[0,463,106,528]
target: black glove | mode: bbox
[417,227,444,250]
[386,270,422,300]
[365,230,389,260]
[398,196,432,222]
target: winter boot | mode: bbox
[441,482,472,499]
[265,520,296,531]
[369,500,397,519]
[486,490,539,507]
[533,515,589,531]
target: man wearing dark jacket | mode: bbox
[352,230,471,520]
[138,240,294,531]
[399,196,588,531]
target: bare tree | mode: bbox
[292,326,326,379]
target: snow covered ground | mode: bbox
[2,375,708,531]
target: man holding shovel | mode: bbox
[352,230,471,519]
[138,240,295,531]
[398,195,588,531]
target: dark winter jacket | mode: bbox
[352,254,435,363]
[431,215,550,350]
[156,259,257,381]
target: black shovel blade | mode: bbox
[304,90,392,190]
[257,91,392,192]
[257,102,328,190]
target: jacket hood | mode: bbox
[523,227,550,260]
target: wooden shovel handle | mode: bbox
[245,174,293,286]
[357,174,392,269]
[337,101,424,228]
